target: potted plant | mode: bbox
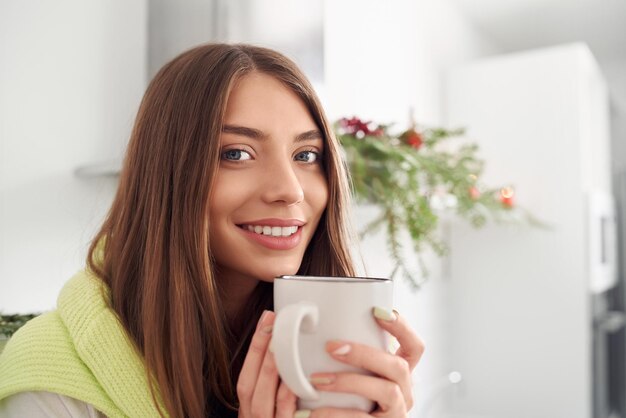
[335,116,542,289]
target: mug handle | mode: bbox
[272,301,320,400]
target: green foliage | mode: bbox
[335,117,541,289]
[0,313,39,338]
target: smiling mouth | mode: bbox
[238,224,300,238]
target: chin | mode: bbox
[255,263,301,282]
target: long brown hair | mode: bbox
[87,43,356,418]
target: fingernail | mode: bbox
[331,343,351,356]
[373,306,397,322]
[294,410,311,418]
[261,325,273,334]
[310,375,335,385]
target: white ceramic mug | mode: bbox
[272,275,393,411]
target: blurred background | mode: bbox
[1,0,626,417]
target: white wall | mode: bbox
[323,0,501,126]
[0,1,147,312]
[323,1,502,416]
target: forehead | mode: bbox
[223,72,317,131]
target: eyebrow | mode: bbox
[222,124,323,142]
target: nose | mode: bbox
[260,159,305,206]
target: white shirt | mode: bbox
[0,391,106,418]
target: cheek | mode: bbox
[208,172,249,226]
[306,172,329,217]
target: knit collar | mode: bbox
[57,269,168,417]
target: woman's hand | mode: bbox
[237,310,298,418]
[307,307,425,417]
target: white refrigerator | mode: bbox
[442,43,616,418]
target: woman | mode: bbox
[0,43,424,418]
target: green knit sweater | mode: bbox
[0,269,167,418]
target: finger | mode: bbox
[325,340,412,410]
[275,382,298,418]
[372,307,425,370]
[250,346,280,417]
[308,408,373,418]
[236,310,275,415]
[310,372,407,415]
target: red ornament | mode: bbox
[469,186,480,200]
[402,129,423,150]
[499,187,515,208]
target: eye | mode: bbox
[294,150,320,163]
[221,148,252,161]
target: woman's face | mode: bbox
[209,72,328,283]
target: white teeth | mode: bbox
[243,224,300,237]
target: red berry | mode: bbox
[406,131,423,149]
